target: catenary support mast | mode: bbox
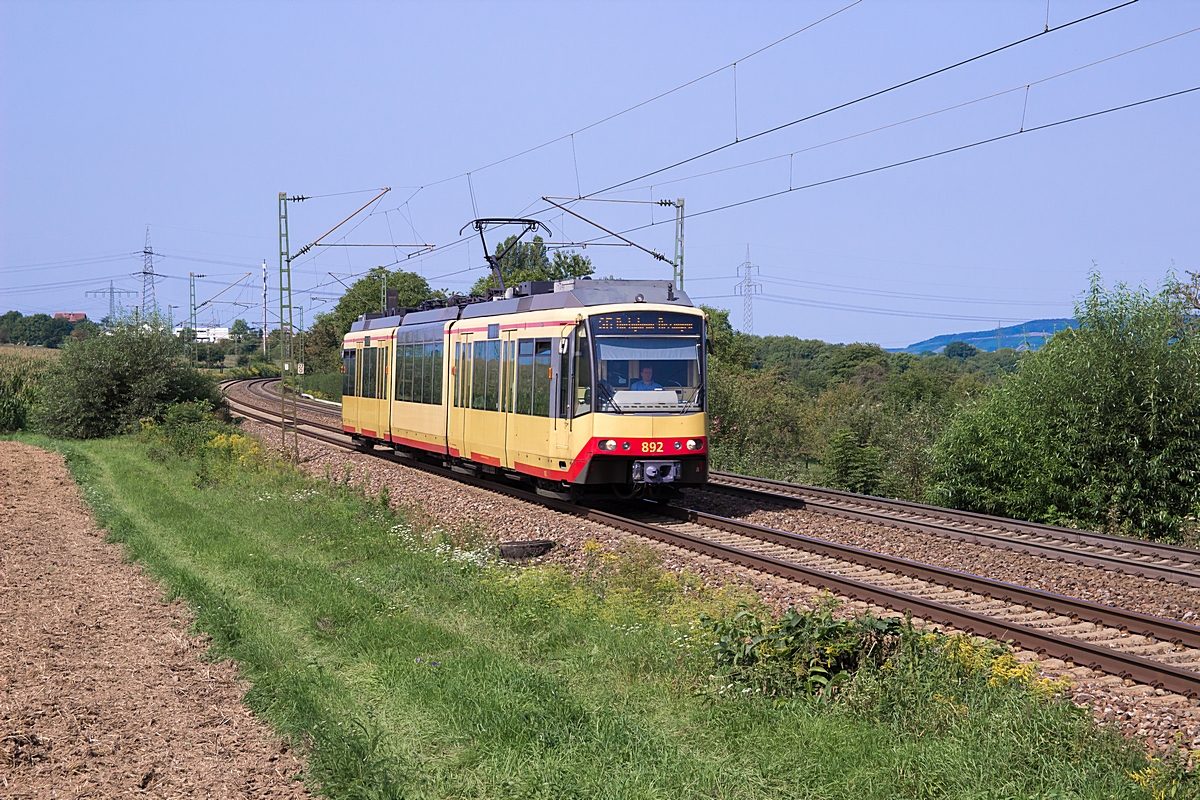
[278,192,299,461]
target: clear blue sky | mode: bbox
[2,0,1197,348]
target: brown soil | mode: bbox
[0,441,309,799]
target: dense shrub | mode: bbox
[929,275,1200,541]
[704,602,906,696]
[35,320,225,438]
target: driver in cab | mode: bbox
[630,365,662,391]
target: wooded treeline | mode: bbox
[705,272,1200,544]
[0,311,98,347]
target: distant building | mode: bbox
[54,312,87,323]
[174,325,230,343]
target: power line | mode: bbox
[584,0,1139,199]
[1,253,140,275]
[85,280,137,320]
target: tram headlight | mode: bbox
[621,441,631,451]
[599,439,617,451]
[673,441,682,450]
[686,439,702,451]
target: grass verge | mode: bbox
[16,431,1191,799]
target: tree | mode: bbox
[306,267,442,375]
[469,235,593,295]
[928,274,1200,542]
[943,340,979,360]
[825,428,884,495]
[230,319,250,338]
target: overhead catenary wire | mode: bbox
[291,2,1163,289]
[582,0,1140,200]
[404,0,864,192]
[755,274,1070,307]
[692,292,1060,323]
[600,24,1200,197]
[685,85,1200,223]
[566,84,1200,248]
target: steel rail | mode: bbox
[709,470,1200,565]
[592,507,1200,698]
[220,379,1200,697]
[706,474,1200,587]
[650,503,1200,651]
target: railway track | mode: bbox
[221,378,1200,698]
[706,472,1200,588]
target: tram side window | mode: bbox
[484,340,501,411]
[471,341,487,410]
[421,343,433,404]
[516,340,534,414]
[410,343,421,402]
[456,341,470,407]
[504,340,515,412]
[395,344,406,401]
[430,342,443,404]
[453,342,462,407]
[533,339,552,417]
[360,347,378,399]
[415,343,427,404]
[342,349,357,397]
[380,347,389,400]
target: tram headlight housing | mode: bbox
[621,441,631,451]
[686,439,702,451]
[599,439,617,451]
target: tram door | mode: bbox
[449,333,470,456]
[551,330,571,463]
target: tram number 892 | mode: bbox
[641,441,665,454]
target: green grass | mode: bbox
[16,432,1178,799]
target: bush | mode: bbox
[228,361,280,379]
[704,601,905,697]
[34,319,225,438]
[929,275,1200,541]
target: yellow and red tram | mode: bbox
[341,278,708,498]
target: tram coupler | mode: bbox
[631,460,682,484]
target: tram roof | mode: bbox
[350,279,695,332]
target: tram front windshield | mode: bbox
[593,336,703,413]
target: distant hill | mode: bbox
[893,318,1077,354]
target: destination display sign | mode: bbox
[590,311,701,336]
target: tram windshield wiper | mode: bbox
[598,382,625,414]
[678,380,703,414]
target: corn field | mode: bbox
[0,345,55,432]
